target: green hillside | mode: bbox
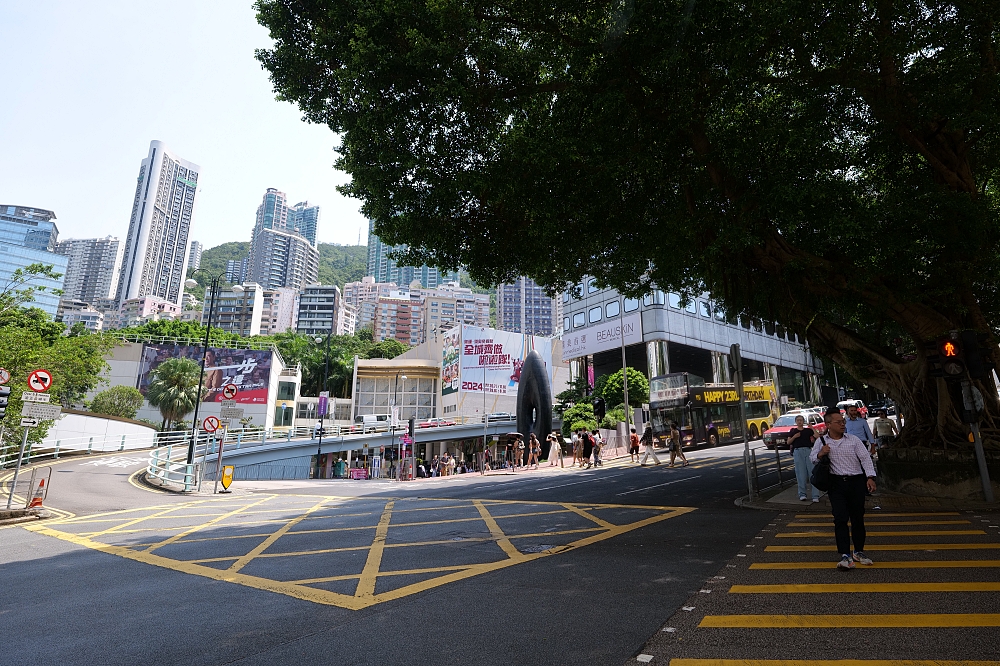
[188,242,368,299]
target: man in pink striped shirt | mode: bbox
[811,410,878,570]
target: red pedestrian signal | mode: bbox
[936,336,965,377]
[941,341,958,357]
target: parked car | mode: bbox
[763,412,828,450]
[836,399,867,418]
[418,417,457,428]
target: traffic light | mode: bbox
[593,397,606,421]
[961,330,996,380]
[928,334,965,378]
[0,386,9,420]
[408,417,415,439]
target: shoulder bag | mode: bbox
[809,436,832,492]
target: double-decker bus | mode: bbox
[648,373,777,447]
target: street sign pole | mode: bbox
[5,427,31,510]
[213,427,227,495]
[731,344,754,500]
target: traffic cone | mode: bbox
[28,478,45,509]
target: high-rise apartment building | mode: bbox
[226,258,247,284]
[54,236,123,305]
[374,289,424,346]
[288,201,320,246]
[0,205,68,316]
[202,283,264,337]
[245,188,319,291]
[366,219,459,288]
[261,287,298,334]
[343,276,398,330]
[421,282,491,341]
[296,285,342,337]
[187,240,203,271]
[497,277,561,336]
[117,140,200,306]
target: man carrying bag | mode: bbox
[811,410,878,570]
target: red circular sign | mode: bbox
[202,416,221,433]
[28,369,53,392]
[222,383,239,400]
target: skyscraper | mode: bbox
[288,201,320,246]
[117,140,201,306]
[54,236,123,304]
[497,277,562,336]
[256,188,288,232]
[187,240,203,271]
[0,205,68,316]
[366,219,459,288]
[244,188,319,291]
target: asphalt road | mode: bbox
[0,445,774,666]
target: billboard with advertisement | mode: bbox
[137,344,273,404]
[458,325,554,396]
[441,326,462,396]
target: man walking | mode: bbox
[872,410,898,449]
[629,427,640,463]
[811,410,878,570]
[845,403,875,454]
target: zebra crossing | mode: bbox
[629,508,1000,664]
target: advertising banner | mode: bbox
[561,312,643,362]
[138,344,273,404]
[459,325,554,396]
[441,326,462,396]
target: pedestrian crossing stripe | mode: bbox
[729,582,1000,593]
[699,614,1000,628]
[670,659,1000,666]
[750,560,1000,569]
[787,520,971,527]
[767,543,1000,551]
[776,530,985,537]
[793,512,961,518]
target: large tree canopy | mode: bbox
[256,1,1000,448]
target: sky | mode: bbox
[0,1,368,250]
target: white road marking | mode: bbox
[615,475,701,496]
[535,473,625,491]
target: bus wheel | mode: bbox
[708,432,718,447]
[750,424,759,440]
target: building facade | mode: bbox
[0,205,68,316]
[61,308,104,333]
[226,258,247,284]
[246,226,319,292]
[421,282,490,342]
[374,289,423,346]
[119,295,182,328]
[187,240,203,271]
[203,283,264,337]
[261,287,298,334]
[561,281,823,404]
[343,276,397,331]
[296,285,341,337]
[54,235,123,304]
[117,140,200,306]
[497,277,561,336]
[366,219,459,288]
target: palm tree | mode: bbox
[146,358,203,430]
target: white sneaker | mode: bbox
[799,495,807,501]
[812,498,820,503]
[837,555,855,570]
[853,551,873,566]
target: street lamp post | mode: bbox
[184,272,242,465]
[314,305,335,479]
[620,297,630,432]
[392,371,407,480]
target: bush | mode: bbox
[89,385,145,420]
[599,368,649,407]
[562,403,596,437]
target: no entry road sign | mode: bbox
[202,416,222,433]
[222,384,238,400]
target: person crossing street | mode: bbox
[811,410,878,570]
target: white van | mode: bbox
[354,414,390,433]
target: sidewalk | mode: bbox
[740,481,1000,513]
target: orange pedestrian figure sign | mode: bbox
[220,465,235,490]
[942,341,958,357]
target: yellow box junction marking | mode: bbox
[23,495,694,611]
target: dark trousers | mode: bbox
[828,474,867,555]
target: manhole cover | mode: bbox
[520,544,555,553]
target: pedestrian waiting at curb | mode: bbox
[629,427,640,463]
[581,430,594,469]
[788,414,819,502]
[547,432,562,466]
[639,423,661,466]
[591,429,604,467]
[811,410,878,570]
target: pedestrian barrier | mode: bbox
[749,445,794,494]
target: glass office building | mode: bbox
[0,205,68,316]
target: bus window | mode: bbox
[726,406,745,437]
[745,400,771,419]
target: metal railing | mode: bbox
[147,445,201,492]
[748,445,795,495]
